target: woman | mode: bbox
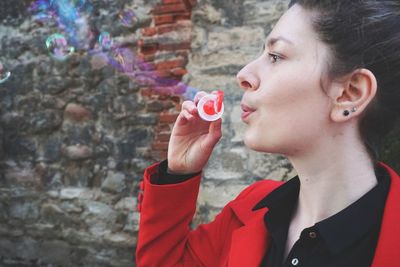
[136,0,400,266]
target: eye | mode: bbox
[268,53,281,63]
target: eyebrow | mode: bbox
[263,36,294,49]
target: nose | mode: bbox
[236,63,260,91]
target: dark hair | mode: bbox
[288,0,400,163]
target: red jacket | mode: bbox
[136,162,400,267]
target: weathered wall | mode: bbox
[0,0,156,266]
[0,0,399,266]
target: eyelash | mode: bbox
[267,53,282,63]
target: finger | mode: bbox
[206,118,223,146]
[193,91,208,106]
[181,100,198,116]
[175,109,191,126]
[209,118,222,137]
[182,109,194,121]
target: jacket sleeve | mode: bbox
[135,162,253,267]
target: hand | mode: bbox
[167,91,223,174]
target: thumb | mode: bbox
[207,118,222,146]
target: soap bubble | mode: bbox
[0,63,11,84]
[99,32,113,50]
[119,9,138,27]
[33,12,55,23]
[46,33,75,61]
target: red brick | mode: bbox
[170,68,188,76]
[152,141,169,151]
[152,70,170,78]
[139,43,159,55]
[140,88,155,97]
[184,0,197,8]
[137,53,156,62]
[158,24,178,35]
[142,27,158,37]
[153,3,188,15]
[156,133,171,142]
[154,14,175,25]
[154,12,192,25]
[155,59,186,70]
[155,123,172,132]
[162,0,182,4]
[175,12,192,21]
[159,112,179,123]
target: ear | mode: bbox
[329,69,377,122]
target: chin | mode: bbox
[243,132,285,154]
[244,134,269,152]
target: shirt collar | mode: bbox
[252,164,390,255]
[316,164,390,254]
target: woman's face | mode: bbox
[237,4,334,156]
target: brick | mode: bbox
[159,112,179,123]
[155,70,172,78]
[162,0,182,4]
[185,0,197,8]
[170,68,188,76]
[153,3,188,15]
[142,27,158,37]
[152,141,169,151]
[139,43,159,55]
[158,24,179,35]
[155,59,186,70]
[155,123,172,132]
[140,88,155,97]
[154,14,175,25]
[156,133,171,142]
[154,12,192,26]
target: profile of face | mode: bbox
[237,4,335,157]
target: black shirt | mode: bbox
[253,165,390,267]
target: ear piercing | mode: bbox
[343,107,357,116]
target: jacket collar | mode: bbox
[228,162,400,267]
[228,181,282,267]
[372,162,400,267]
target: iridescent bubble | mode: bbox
[46,33,75,61]
[29,0,50,12]
[0,63,11,84]
[119,9,138,27]
[99,31,113,50]
[33,12,54,23]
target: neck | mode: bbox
[287,130,378,226]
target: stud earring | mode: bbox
[343,107,357,116]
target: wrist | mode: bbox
[167,167,200,175]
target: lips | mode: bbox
[240,103,256,121]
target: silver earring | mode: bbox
[351,107,357,113]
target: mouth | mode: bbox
[240,103,256,122]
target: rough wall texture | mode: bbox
[0,0,156,266]
[0,0,399,266]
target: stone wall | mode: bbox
[0,0,399,266]
[0,0,156,266]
